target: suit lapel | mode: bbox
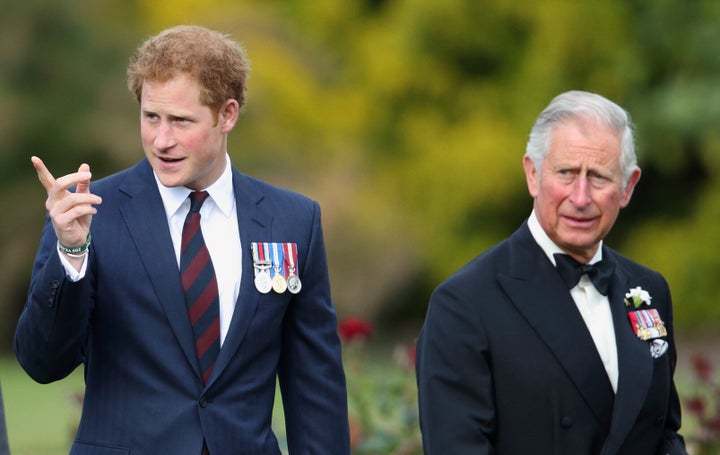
[205,170,270,387]
[600,252,653,455]
[117,160,200,377]
[498,224,615,426]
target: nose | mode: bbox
[153,122,175,151]
[569,176,591,207]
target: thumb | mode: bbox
[76,163,91,194]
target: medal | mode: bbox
[650,339,668,358]
[272,274,288,294]
[271,243,288,294]
[628,308,667,341]
[284,242,302,294]
[251,242,273,294]
[287,274,302,294]
[254,271,272,294]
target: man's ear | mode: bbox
[523,155,539,198]
[620,167,642,208]
[218,99,240,133]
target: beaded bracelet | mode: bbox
[58,233,92,257]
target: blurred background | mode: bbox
[2,0,720,453]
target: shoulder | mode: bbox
[428,237,514,321]
[436,222,533,296]
[605,247,666,284]
[232,168,319,218]
[235,170,314,203]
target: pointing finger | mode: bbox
[31,156,56,192]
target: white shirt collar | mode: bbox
[527,209,603,266]
[154,154,235,219]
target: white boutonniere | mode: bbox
[624,286,652,309]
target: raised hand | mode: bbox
[32,156,103,251]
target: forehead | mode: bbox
[547,118,622,166]
[141,73,203,107]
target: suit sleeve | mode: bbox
[0,382,9,455]
[656,277,688,455]
[277,201,350,454]
[416,279,496,454]
[14,217,93,384]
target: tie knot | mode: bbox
[553,253,614,295]
[189,191,209,213]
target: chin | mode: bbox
[156,174,186,189]
[557,231,600,250]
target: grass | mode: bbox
[1,356,84,455]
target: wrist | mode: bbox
[58,233,92,257]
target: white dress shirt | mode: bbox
[528,210,619,392]
[60,154,242,346]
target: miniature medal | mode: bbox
[284,242,302,294]
[628,308,667,341]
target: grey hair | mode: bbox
[525,90,638,188]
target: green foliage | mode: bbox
[679,353,720,455]
[343,341,422,455]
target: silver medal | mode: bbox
[254,270,273,294]
[287,274,302,294]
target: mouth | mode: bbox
[157,156,184,163]
[562,215,597,228]
[154,155,186,173]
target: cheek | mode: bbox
[140,125,154,145]
[538,181,567,206]
[598,193,623,215]
[182,131,212,151]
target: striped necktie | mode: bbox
[181,191,220,385]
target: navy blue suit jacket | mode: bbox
[16,159,350,454]
[417,222,687,455]
[0,383,8,455]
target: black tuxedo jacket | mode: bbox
[417,221,687,454]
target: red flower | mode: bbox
[709,412,720,432]
[348,416,362,448]
[692,354,714,383]
[338,317,373,343]
[686,397,706,416]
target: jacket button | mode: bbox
[199,396,208,408]
[561,416,573,428]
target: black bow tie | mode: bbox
[553,253,614,295]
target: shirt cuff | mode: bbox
[57,247,88,282]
